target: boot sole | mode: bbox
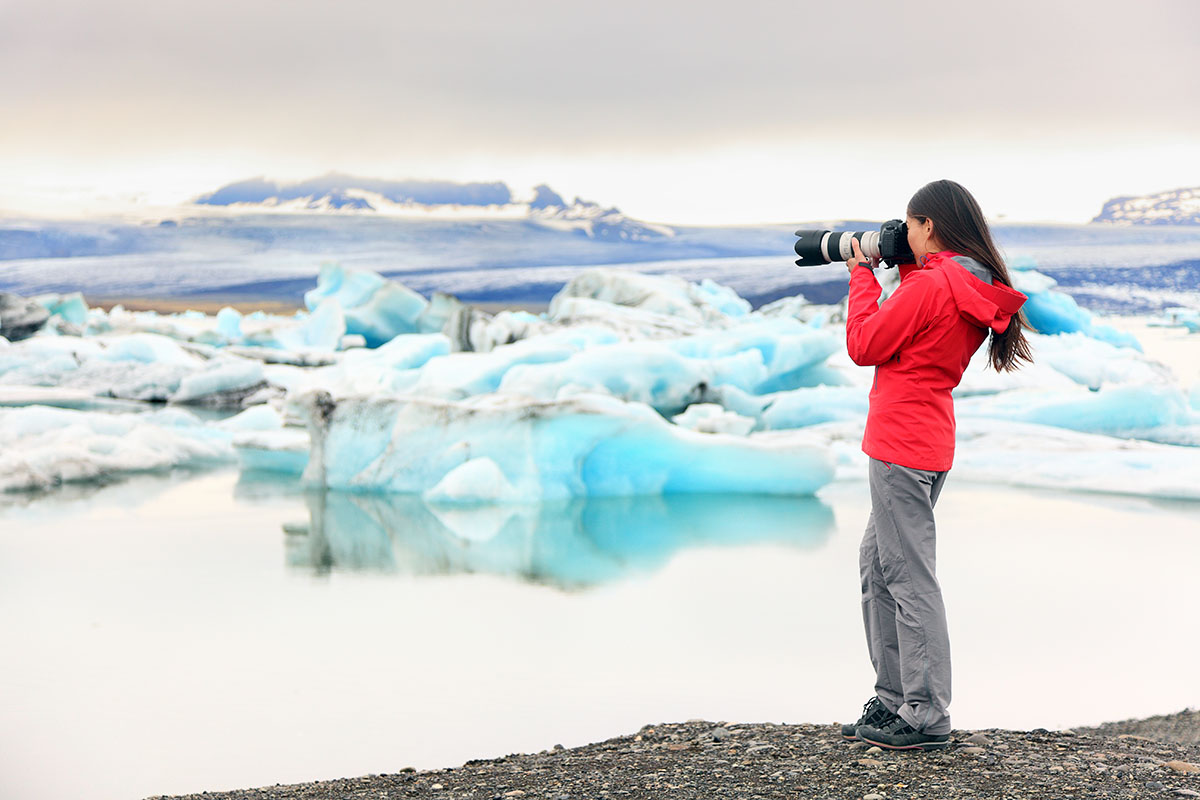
[858,733,951,751]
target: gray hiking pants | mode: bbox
[859,457,952,735]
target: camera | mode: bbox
[793,219,914,269]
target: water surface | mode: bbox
[2,469,1197,800]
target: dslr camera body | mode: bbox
[794,219,914,269]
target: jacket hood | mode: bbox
[929,252,1027,333]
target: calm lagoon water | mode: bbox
[1,467,1198,800]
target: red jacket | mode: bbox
[846,251,1027,471]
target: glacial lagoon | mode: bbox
[2,464,1198,800]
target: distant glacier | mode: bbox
[3,174,1200,313]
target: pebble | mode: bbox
[960,747,986,755]
[711,727,730,742]
[431,784,443,791]
[1165,761,1200,774]
[965,733,991,746]
[858,758,884,768]
[1147,781,1167,791]
[863,794,884,800]
[1049,766,1065,773]
[866,746,883,754]
[1174,790,1200,798]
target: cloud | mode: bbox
[3,0,1198,157]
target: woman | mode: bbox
[839,179,1032,750]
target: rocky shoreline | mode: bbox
[152,710,1200,800]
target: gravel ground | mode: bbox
[151,710,1200,800]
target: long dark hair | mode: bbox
[907,179,1033,372]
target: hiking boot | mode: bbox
[857,715,951,750]
[840,696,898,741]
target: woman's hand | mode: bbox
[847,237,879,274]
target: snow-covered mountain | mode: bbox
[193,173,674,241]
[1092,186,1200,225]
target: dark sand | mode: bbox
[150,710,1200,800]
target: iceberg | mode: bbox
[1012,269,1142,350]
[0,333,268,407]
[549,268,749,326]
[759,385,870,430]
[0,292,51,341]
[956,384,1199,439]
[36,292,90,326]
[215,306,243,341]
[671,403,756,436]
[396,327,617,400]
[232,429,311,474]
[293,390,835,501]
[496,320,839,414]
[303,263,431,346]
[0,405,234,492]
[756,418,1200,501]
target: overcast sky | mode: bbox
[2,0,1198,223]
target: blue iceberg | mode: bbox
[293,390,836,501]
[1012,269,1142,351]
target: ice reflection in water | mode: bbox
[282,490,835,588]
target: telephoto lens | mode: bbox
[794,219,912,268]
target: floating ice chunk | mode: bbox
[413,292,463,341]
[1191,382,1200,411]
[671,403,756,435]
[547,296,703,339]
[694,277,751,318]
[670,319,841,394]
[423,457,521,505]
[548,268,747,325]
[303,264,430,346]
[273,299,346,351]
[0,385,147,412]
[0,405,234,492]
[0,292,50,341]
[954,329,1163,397]
[170,357,267,406]
[232,429,310,474]
[759,386,870,430]
[293,390,835,501]
[489,320,837,414]
[35,292,89,326]
[217,403,284,431]
[0,332,271,407]
[952,418,1200,501]
[1012,269,1141,350]
[752,293,844,325]
[1028,332,1173,388]
[216,306,243,341]
[955,342,1079,396]
[1148,307,1200,333]
[760,417,1200,501]
[98,333,203,367]
[224,345,338,367]
[401,328,616,399]
[474,309,549,351]
[956,384,1197,437]
[499,341,760,414]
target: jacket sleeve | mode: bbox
[845,265,940,366]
